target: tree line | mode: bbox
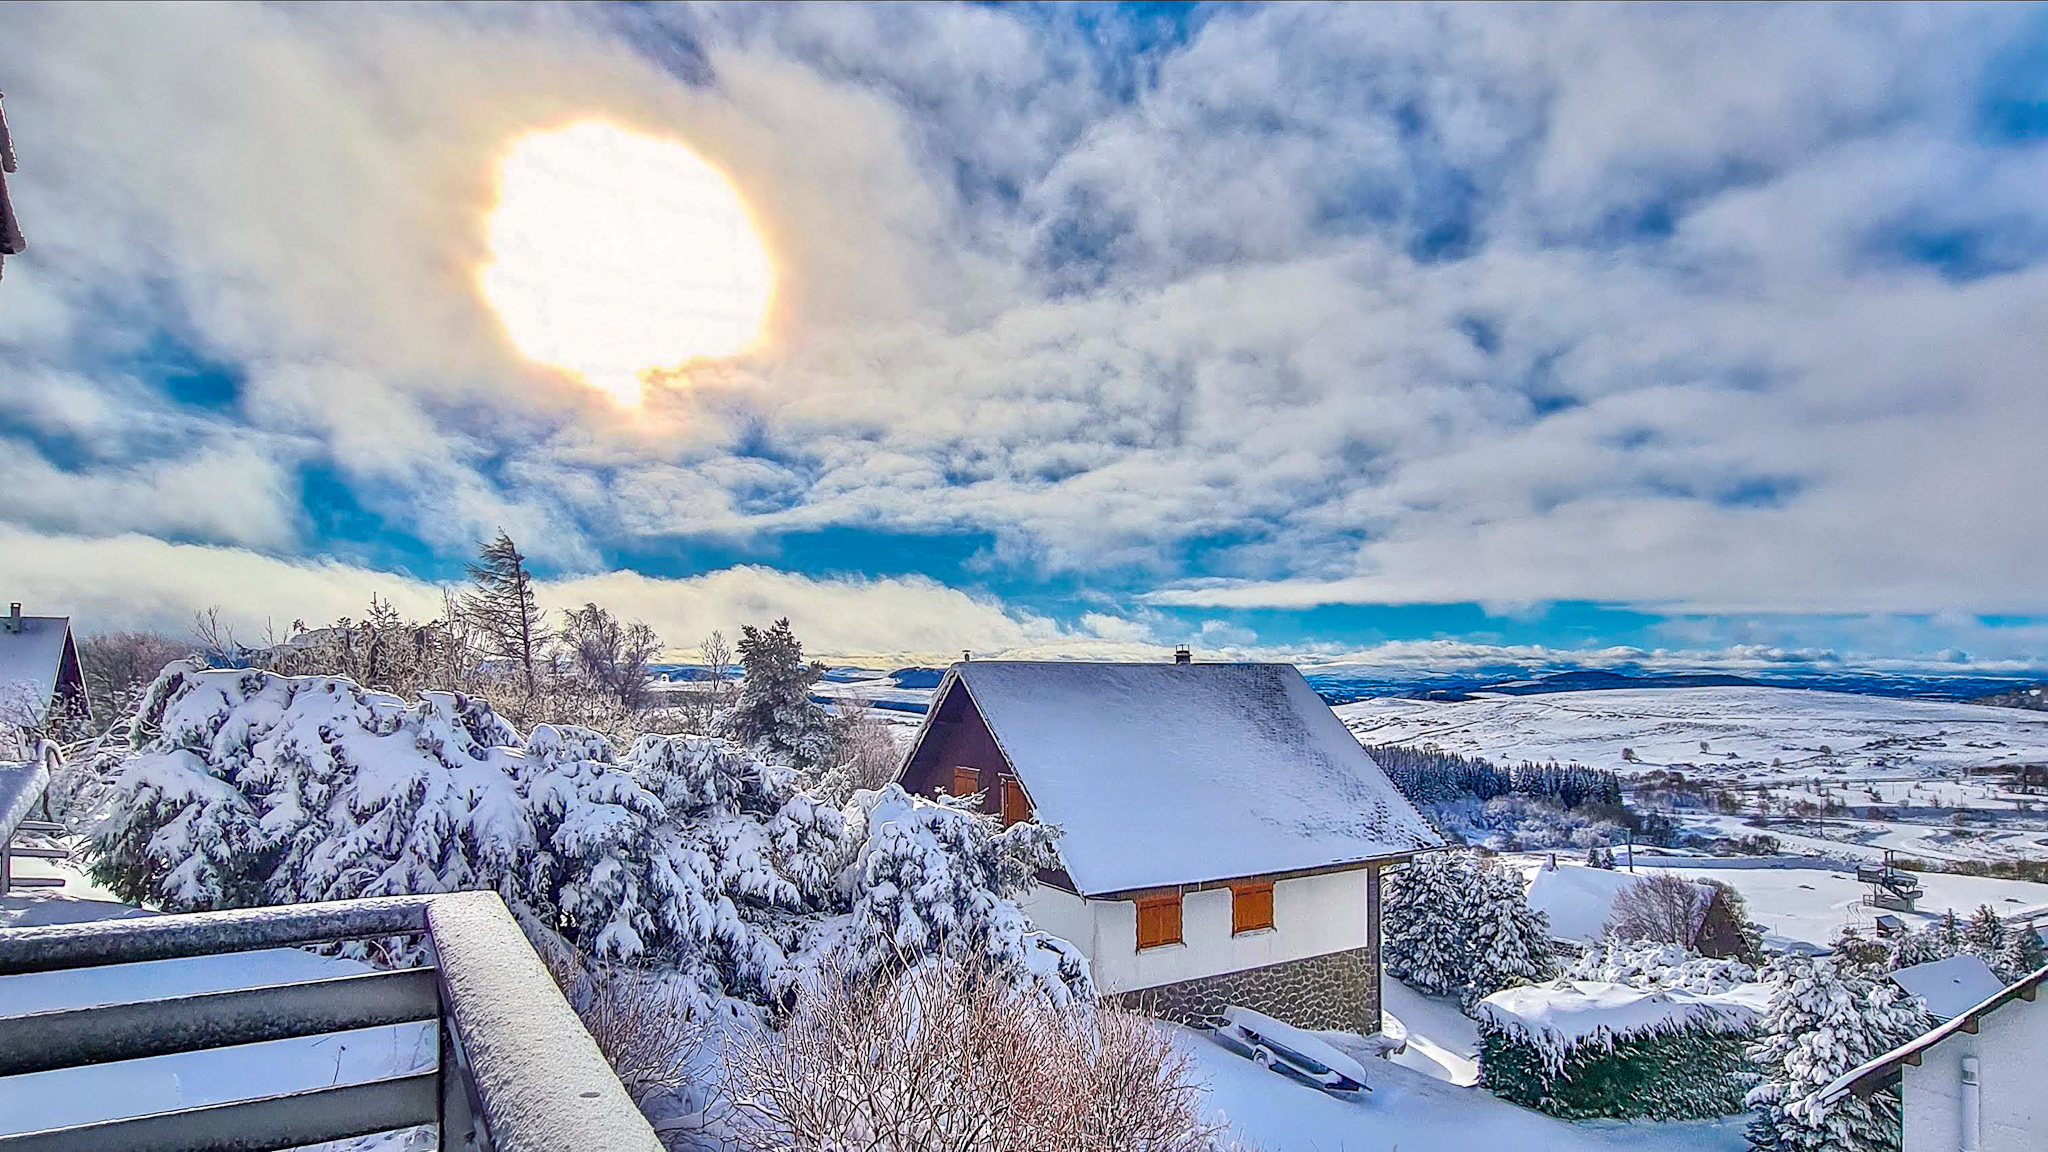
[1367,742,1623,810]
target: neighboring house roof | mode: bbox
[925,661,1443,896]
[1526,864,1714,944]
[0,616,77,716]
[1891,954,2008,1021]
[1820,963,2048,1105]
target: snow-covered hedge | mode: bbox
[1474,978,1766,1120]
[91,667,1090,1015]
[1564,938,1757,994]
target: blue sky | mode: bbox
[3,2,2048,671]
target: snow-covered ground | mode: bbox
[1337,687,2048,782]
[1507,855,2048,951]
[1180,978,1748,1151]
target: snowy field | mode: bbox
[1336,687,2048,782]
[1507,855,2048,952]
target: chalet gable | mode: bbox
[899,660,1442,898]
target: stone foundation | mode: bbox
[1110,946,1380,1034]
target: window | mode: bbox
[951,766,979,802]
[1135,894,1182,950]
[1231,882,1274,935]
[1000,775,1029,827]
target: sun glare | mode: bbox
[480,121,775,405]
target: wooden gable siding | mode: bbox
[897,677,1074,891]
[900,679,1010,801]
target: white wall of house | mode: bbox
[1020,868,1370,996]
[1900,995,2044,1152]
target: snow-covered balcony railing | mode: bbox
[0,891,662,1152]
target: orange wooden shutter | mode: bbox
[1135,894,1182,949]
[951,767,979,800]
[1231,882,1274,934]
[1001,775,1029,826]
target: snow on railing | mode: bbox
[0,746,61,896]
[0,892,661,1152]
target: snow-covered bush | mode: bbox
[1384,851,1555,1007]
[1475,979,1765,1120]
[1566,938,1757,993]
[715,618,834,772]
[1746,954,1928,1152]
[724,952,1236,1152]
[90,667,1089,1017]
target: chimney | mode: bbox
[961,650,972,663]
[1173,645,1191,665]
[5,603,18,635]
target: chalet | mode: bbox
[1821,962,2048,1152]
[0,604,87,725]
[896,656,1443,1033]
[1526,862,1753,958]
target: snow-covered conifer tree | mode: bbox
[1464,861,1556,1006]
[460,531,549,695]
[1962,903,2006,959]
[1935,907,1963,953]
[1998,928,2045,984]
[715,618,834,773]
[1746,955,1929,1152]
[1382,852,1476,996]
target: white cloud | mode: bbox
[2,2,2046,655]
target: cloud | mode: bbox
[2,2,2047,664]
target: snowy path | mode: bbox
[1377,979,1481,1086]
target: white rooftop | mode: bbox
[943,660,1443,896]
[0,616,71,712]
[1526,864,1713,944]
[1890,953,2006,1021]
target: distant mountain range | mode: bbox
[738,662,2048,715]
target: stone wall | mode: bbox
[1110,946,1380,1034]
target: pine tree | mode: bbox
[1962,903,2007,957]
[461,531,549,695]
[716,618,834,772]
[1465,861,1556,1006]
[1586,845,1602,868]
[1382,852,1476,996]
[1997,928,2045,984]
[1746,955,1929,1152]
[1935,907,1963,953]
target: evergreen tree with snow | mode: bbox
[1962,903,2006,958]
[461,531,549,695]
[1586,845,1601,868]
[1998,927,2045,983]
[1382,851,1476,996]
[1885,924,1952,971]
[1746,955,1929,1152]
[1935,907,1963,953]
[1464,861,1556,1006]
[716,618,835,773]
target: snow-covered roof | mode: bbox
[1525,864,1714,944]
[1889,953,2006,1021]
[1473,978,1770,1070]
[0,616,72,711]
[1822,962,2048,1106]
[938,661,1443,896]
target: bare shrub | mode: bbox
[76,630,195,735]
[532,929,702,1109]
[814,699,905,802]
[1605,872,1705,947]
[724,955,1235,1152]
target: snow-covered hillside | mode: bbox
[1336,686,2048,781]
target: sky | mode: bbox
[2,2,2047,673]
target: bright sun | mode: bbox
[479,120,775,405]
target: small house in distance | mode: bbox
[896,655,1443,1032]
[1527,862,1753,958]
[1891,954,2007,1024]
[0,604,86,726]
